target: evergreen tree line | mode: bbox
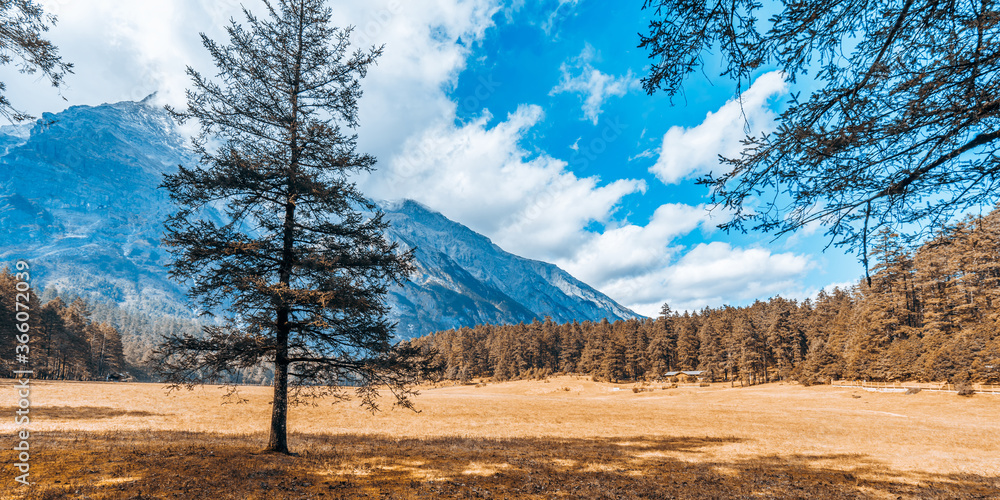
[406,210,1000,385]
[71,293,273,384]
[0,274,277,384]
[1,271,126,380]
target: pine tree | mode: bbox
[696,314,723,381]
[600,334,628,383]
[157,0,427,454]
[540,317,561,375]
[51,298,92,380]
[577,320,606,374]
[0,268,41,378]
[848,229,916,379]
[766,298,801,381]
[558,321,583,373]
[89,322,125,379]
[732,313,764,386]
[676,312,700,371]
[913,227,960,378]
[35,298,64,379]
[617,319,647,380]
[945,213,1000,330]
[646,312,675,378]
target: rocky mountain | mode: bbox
[0,96,193,315]
[0,97,640,340]
[382,199,639,337]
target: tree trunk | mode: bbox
[97,330,107,379]
[266,200,296,454]
[266,323,290,454]
[266,159,297,453]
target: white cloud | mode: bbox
[357,73,812,317]
[541,0,580,34]
[313,0,501,168]
[6,0,240,115]
[628,149,656,162]
[614,242,813,316]
[668,242,811,301]
[549,44,640,125]
[14,0,499,154]
[548,199,812,316]
[557,203,709,285]
[364,104,646,260]
[504,0,580,34]
[650,71,788,184]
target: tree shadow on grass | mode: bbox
[0,406,162,420]
[2,430,997,499]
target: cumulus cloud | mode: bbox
[355,66,811,316]
[667,242,811,302]
[13,0,239,114]
[365,104,646,260]
[549,44,640,125]
[604,242,814,316]
[333,0,501,165]
[650,71,788,184]
[548,201,813,316]
[556,203,709,285]
[21,0,498,153]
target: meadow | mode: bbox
[1,377,998,499]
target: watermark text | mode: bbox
[11,260,32,487]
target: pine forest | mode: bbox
[406,210,1000,385]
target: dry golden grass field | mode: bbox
[1,376,998,499]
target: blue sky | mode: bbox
[4,0,862,315]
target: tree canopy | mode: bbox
[639,0,1000,266]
